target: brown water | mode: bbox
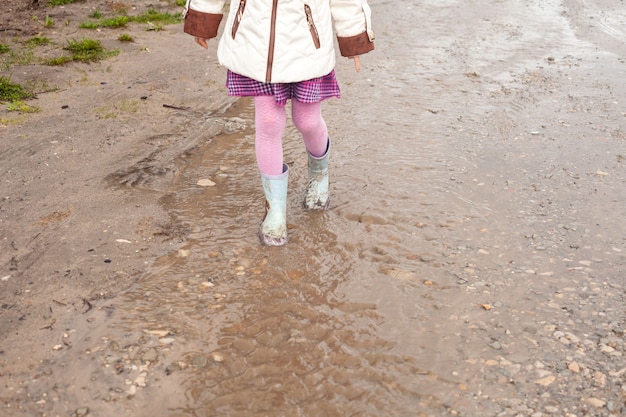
[78,0,626,415]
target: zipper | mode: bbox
[304,5,321,49]
[266,0,279,82]
[231,0,247,39]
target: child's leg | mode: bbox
[291,100,328,157]
[254,96,287,176]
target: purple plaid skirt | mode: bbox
[226,70,341,106]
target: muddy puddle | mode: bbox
[4,0,625,415]
[90,95,471,415]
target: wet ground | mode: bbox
[1,0,626,416]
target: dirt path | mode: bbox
[1,0,626,416]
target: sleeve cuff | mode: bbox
[183,9,223,39]
[337,32,375,57]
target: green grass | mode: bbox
[63,38,119,62]
[43,38,118,65]
[0,116,27,126]
[44,56,73,66]
[24,36,52,47]
[90,9,103,19]
[48,0,81,5]
[43,15,55,28]
[78,21,100,29]
[79,8,182,29]
[118,34,134,42]
[0,44,10,54]
[6,100,40,113]
[1,48,36,68]
[133,9,182,25]
[100,16,130,28]
[0,77,35,103]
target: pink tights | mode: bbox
[254,96,329,176]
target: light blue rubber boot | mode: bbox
[304,140,330,210]
[259,164,289,246]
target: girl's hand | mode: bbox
[194,37,209,49]
[351,56,361,72]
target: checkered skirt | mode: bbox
[226,70,341,105]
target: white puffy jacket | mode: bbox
[184,0,374,83]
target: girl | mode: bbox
[184,0,374,246]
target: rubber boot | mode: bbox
[304,139,330,210]
[259,164,289,246]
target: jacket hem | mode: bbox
[337,32,374,57]
[184,9,223,39]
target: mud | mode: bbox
[1,0,626,416]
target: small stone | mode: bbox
[488,341,502,350]
[593,371,607,388]
[586,398,606,408]
[534,375,556,386]
[74,407,89,417]
[599,344,615,353]
[568,361,581,373]
[211,352,225,363]
[144,330,170,337]
[134,374,147,387]
[197,179,216,187]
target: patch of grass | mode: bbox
[80,15,130,29]
[0,77,35,103]
[0,48,36,68]
[7,100,40,113]
[24,36,52,47]
[0,44,10,54]
[145,23,165,32]
[79,21,100,29]
[132,9,182,25]
[48,0,80,5]
[43,15,56,28]
[0,116,27,127]
[43,55,73,66]
[80,9,181,30]
[90,9,103,19]
[63,38,119,62]
[118,34,134,42]
[100,15,130,28]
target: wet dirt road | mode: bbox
[2,0,626,416]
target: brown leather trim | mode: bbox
[337,32,374,57]
[183,9,223,39]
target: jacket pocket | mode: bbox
[231,0,247,39]
[304,4,321,49]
